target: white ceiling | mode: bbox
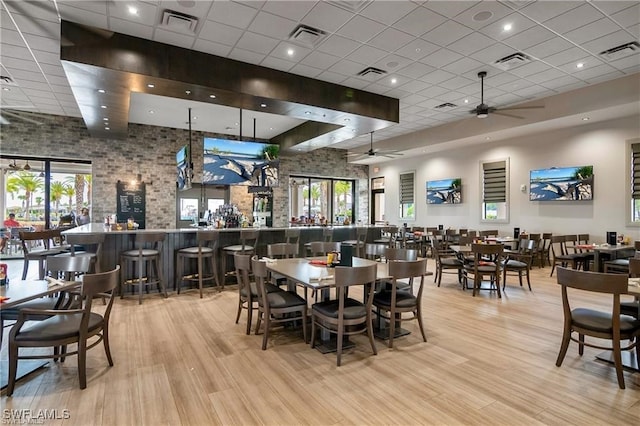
[1,0,639,158]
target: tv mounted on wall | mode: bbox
[529,165,593,201]
[176,144,192,190]
[203,138,279,186]
[426,178,462,204]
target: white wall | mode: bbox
[371,115,640,243]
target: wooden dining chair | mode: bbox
[464,243,504,298]
[431,236,464,287]
[364,243,387,262]
[502,239,535,291]
[6,266,120,396]
[19,229,69,280]
[555,267,640,389]
[252,257,307,350]
[373,258,428,348]
[621,257,640,318]
[341,227,368,257]
[550,235,581,277]
[310,263,378,366]
[308,241,341,257]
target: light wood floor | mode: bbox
[1,259,639,425]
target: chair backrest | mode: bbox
[479,230,498,237]
[81,266,120,325]
[527,233,540,244]
[267,242,298,258]
[459,236,473,245]
[240,229,260,251]
[364,243,386,260]
[66,233,105,257]
[629,258,640,277]
[557,267,627,295]
[19,229,56,253]
[458,228,468,236]
[551,235,566,257]
[384,247,418,261]
[251,257,273,306]
[388,258,427,298]
[334,263,377,289]
[411,226,424,233]
[563,235,578,253]
[309,241,341,256]
[467,230,478,238]
[322,227,334,242]
[46,255,92,280]
[234,253,252,297]
[284,228,300,246]
[472,243,503,256]
[196,230,219,250]
[578,234,589,244]
[355,227,368,241]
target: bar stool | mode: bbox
[221,229,259,287]
[56,233,105,273]
[176,230,221,298]
[341,227,368,257]
[120,232,167,304]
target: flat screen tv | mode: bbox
[203,137,279,186]
[176,145,191,190]
[529,165,593,201]
[426,178,461,204]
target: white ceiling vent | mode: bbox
[494,52,531,70]
[434,102,458,111]
[161,10,198,33]
[599,41,640,61]
[326,1,371,14]
[289,24,327,48]
[357,67,387,78]
[0,75,17,86]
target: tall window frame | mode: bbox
[399,171,415,221]
[628,138,640,225]
[481,158,509,223]
[289,175,356,224]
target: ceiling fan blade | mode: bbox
[497,105,545,111]
[377,152,403,156]
[491,111,524,119]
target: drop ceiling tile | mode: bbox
[452,1,513,30]
[192,39,233,57]
[468,42,516,66]
[511,83,549,98]
[300,50,340,69]
[397,79,431,93]
[316,35,361,57]
[540,75,583,90]
[608,54,640,71]
[383,87,410,98]
[227,47,266,64]
[1,44,31,59]
[21,83,54,94]
[13,70,47,84]
[525,68,567,84]
[418,69,457,85]
[5,1,59,22]
[269,42,312,62]
[22,33,59,53]
[199,20,244,46]
[29,96,61,106]
[396,62,436,79]
[348,45,388,65]
[400,93,428,105]
[373,53,412,73]
[2,57,38,73]
[447,32,496,57]
[441,57,485,75]
[455,81,483,96]
[108,1,158,27]
[437,90,466,103]
[335,15,387,43]
[289,63,324,78]
[590,1,638,15]
[571,63,621,80]
[359,1,418,26]
[109,18,154,40]
[339,77,369,90]
[303,2,354,33]
[544,3,605,34]
[508,61,554,78]
[620,63,640,74]
[369,27,415,53]
[58,4,108,29]
[365,81,393,93]
[1,29,24,46]
[417,85,450,99]
[542,47,591,67]
[626,24,639,38]
[582,30,637,55]
[154,28,195,49]
[32,49,61,66]
[610,3,640,29]
[49,84,74,95]
[525,36,575,59]
[62,107,82,117]
[423,1,475,19]
[503,25,556,51]
[261,0,316,21]
[260,56,295,72]
[206,1,257,29]
[484,71,520,87]
[401,105,424,115]
[330,58,368,76]
[393,5,448,37]
[247,11,297,39]
[55,93,76,103]
[235,32,279,55]
[419,48,464,68]
[315,70,348,85]
[478,12,537,41]
[519,1,581,23]
[563,18,622,45]
[159,0,214,19]
[39,63,67,78]
[422,21,474,48]
[394,38,440,61]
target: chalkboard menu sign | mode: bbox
[116,181,146,229]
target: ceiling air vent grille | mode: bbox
[161,10,199,33]
[599,41,640,61]
[434,102,458,111]
[357,67,387,78]
[494,52,531,70]
[289,24,327,48]
[326,1,371,13]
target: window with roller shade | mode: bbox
[481,159,509,222]
[631,141,640,223]
[399,171,415,220]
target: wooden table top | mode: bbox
[0,279,80,309]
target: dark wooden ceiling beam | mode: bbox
[60,20,399,150]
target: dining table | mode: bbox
[574,243,635,272]
[0,278,82,388]
[265,257,432,352]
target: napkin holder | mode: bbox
[339,243,353,267]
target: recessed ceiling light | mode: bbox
[269,127,273,130]
[105,127,110,130]
[503,23,512,31]
[98,89,106,93]
[485,136,491,140]
[103,117,109,121]
[185,90,191,95]
[415,48,421,53]
[148,110,154,114]
[305,111,311,115]
[576,62,584,68]
[464,99,469,104]
[128,6,138,15]
[260,103,267,108]
[147,83,154,88]
[2,87,10,91]
[234,122,238,126]
[209,94,216,98]
[391,78,397,84]
[193,116,197,120]
[473,11,493,22]
[287,48,294,56]
[100,105,107,109]
[582,117,590,121]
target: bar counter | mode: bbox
[63,224,383,290]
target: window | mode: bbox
[481,159,509,222]
[399,171,415,220]
[630,140,640,223]
[289,176,356,224]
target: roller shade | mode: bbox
[483,160,506,203]
[399,172,414,204]
[633,143,640,199]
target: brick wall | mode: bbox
[1,114,368,228]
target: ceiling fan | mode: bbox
[347,132,403,161]
[7,159,31,171]
[470,71,544,119]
